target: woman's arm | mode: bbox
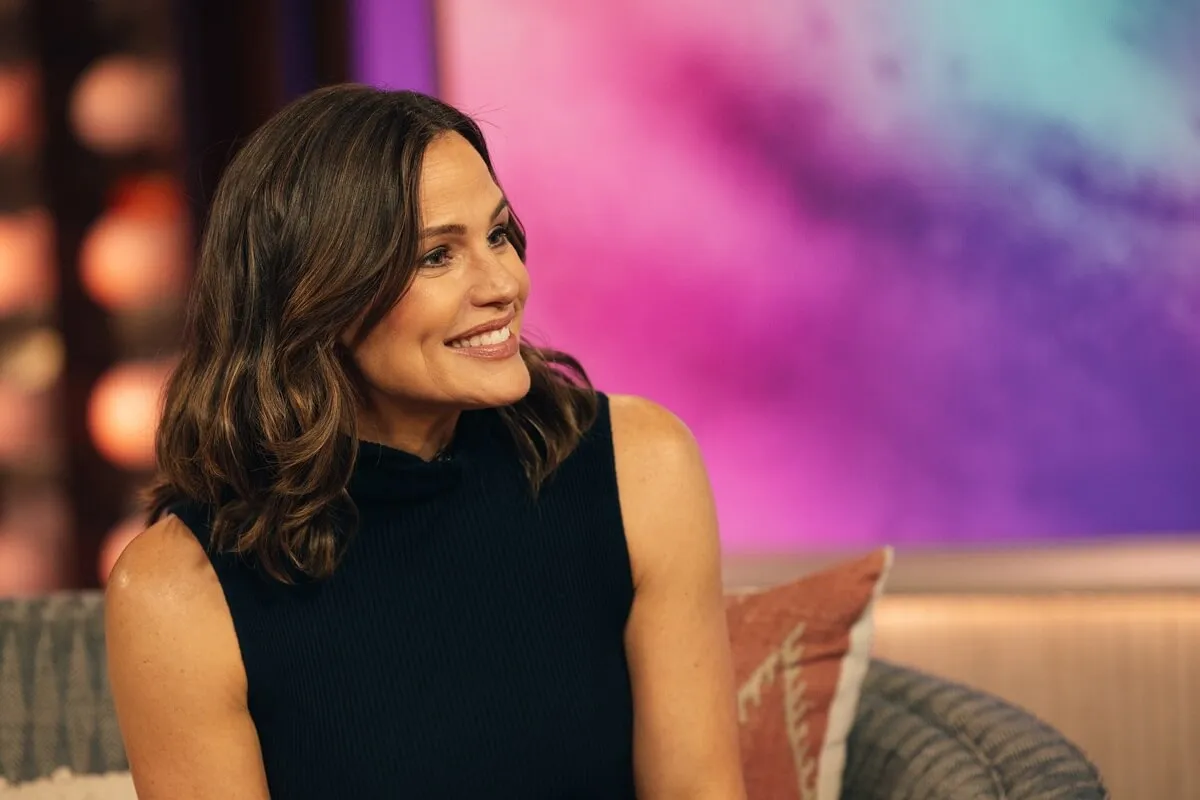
[105,515,271,800]
[611,395,747,800]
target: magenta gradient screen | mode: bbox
[355,1,1200,550]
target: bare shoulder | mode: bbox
[105,513,245,706]
[106,515,266,798]
[608,397,743,798]
[608,394,718,586]
[106,514,225,634]
[608,393,703,477]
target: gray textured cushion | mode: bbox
[843,660,1109,800]
[0,594,127,783]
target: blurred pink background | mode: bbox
[414,1,1199,550]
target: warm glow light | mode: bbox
[0,384,55,466]
[99,515,146,584]
[109,172,187,218]
[87,359,173,469]
[0,328,65,392]
[0,209,55,313]
[0,534,60,595]
[80,209,189,311]
[0,65,39,149]
[0,487,69,595]
[70,56,179,154]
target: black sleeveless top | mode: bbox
[171,393,636,799]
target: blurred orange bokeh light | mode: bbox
[0,487,69,596]
[70,56,179,154]
[0,209,55,313]
[0,534,61,595]
[109,172,187,219]
[0,383,56,466]
[87,359,173,469]
[81,209,189,311]
[0,65,40,149]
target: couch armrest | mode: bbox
[841,660,1108,800]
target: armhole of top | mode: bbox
[586,391,637,617]
[160,498,261,711]
[588,390,613,446]
[165,498,216,552]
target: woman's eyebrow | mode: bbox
[420,197,509,238]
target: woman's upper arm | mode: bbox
[610,395,747,800]
[105,515,270,800]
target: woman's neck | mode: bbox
[356,406,461,462]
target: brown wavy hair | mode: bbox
[146,84,596,582]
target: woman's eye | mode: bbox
[421,247,449,268]
[488,225,511,247]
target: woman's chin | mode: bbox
[457,364,532,408]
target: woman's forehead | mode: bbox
[418,133,501,219]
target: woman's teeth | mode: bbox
[449,326,512,349]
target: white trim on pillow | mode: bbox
[817,546,893,800]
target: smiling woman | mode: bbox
[345,133,534,461]
[103,85,745,800]
[145,87,594,578]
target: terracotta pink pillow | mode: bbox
[726,549,892,800]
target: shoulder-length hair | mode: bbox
[146,84,596,582]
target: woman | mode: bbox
[106,84,745,799]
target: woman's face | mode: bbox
[350,132,532,421]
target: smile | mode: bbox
[447,325,512,349]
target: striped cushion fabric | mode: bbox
[0,594,128,784]
[842,660,1110,800]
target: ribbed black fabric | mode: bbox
[170,393,636,799]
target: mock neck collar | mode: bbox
[348,409,494,504]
